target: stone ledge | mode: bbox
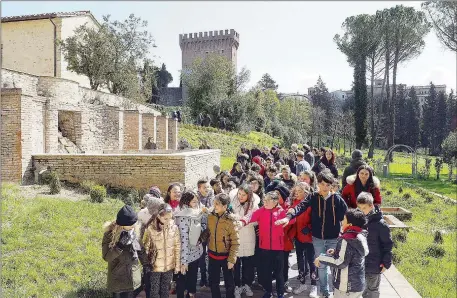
[383,264,422,298]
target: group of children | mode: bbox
[102,146,393,298]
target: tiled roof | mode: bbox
[1,11,92,22]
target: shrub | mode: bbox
[434,230,444,244]
[80,180,96,194]
[425,196,434,203]
[424,244,446,258]
[398,186,403,193]
[392,229,408,246]
[49,172,61,195]
[403,193,411,199]
[385,190,392,196]
[90,185,107,203]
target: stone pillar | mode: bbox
[45,107,58,153]
[153,116,157,144]
[138,113,143,150]
[156,116,169,150]
[169,118,178,150]
[118,109,124,150]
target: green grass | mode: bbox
[1,183,124,298]
[381,179,457,298]
[179,124,280,170]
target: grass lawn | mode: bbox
[1,183,123,298]
[381,178,457,298]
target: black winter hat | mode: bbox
[116,205,138,226]
[352,149,363,159]
[265,180,290,200]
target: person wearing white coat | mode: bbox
[230,184,259,298]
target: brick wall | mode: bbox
[1,89,22,182]
[142,114,156,149]
[123,111,139,150]
[32,150,220,191]
[156,116,168,150]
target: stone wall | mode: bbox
[1,68,179,184]
[158,87,182,106]
[1,89,23,182]
[32,150,221,191]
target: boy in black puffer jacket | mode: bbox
[315,208,369,298]
[357,192,393,298]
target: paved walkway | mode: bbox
[137,251,420,298]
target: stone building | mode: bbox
[157,29,240,106]
[1,11,99,89]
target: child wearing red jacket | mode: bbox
[286,182,318,296]
[243,191,294,298]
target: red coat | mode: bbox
[285,199,313,245]
[342,174,382,208]
[248,205,295,251]
[252,156,265,177]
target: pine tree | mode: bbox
[446,90,457,133]
[394,85,407,144]
[422,82,437,151]
[435,91,448,153]
[405,87,421,147]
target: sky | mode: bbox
[2,1,456,93]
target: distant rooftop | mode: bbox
[1,11,96,23]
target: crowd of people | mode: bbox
[102,143,393,298]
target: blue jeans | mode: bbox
[312,236,338,296]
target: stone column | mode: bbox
[170,118,178,150]
[118,109,124,150]
[138,113,143,150]
[156,116,169,150]
[45,104,58,153]
[153,115,157,144]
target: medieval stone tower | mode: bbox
[179,29,240,103]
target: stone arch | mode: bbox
[384,144,418,177]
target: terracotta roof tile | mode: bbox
[1,11,92,22]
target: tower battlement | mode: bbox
[179,29,239,48]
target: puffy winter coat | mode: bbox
[174,207,205,266]
[319,226,369,293]
[102,223,146,293]
[312,157,338,178]
[365,205,393,274]
[207,211,240,264]
[286,199,313,244]
[231,196,259,257]
[341,174,382,208]
[247,205,295,251]
[142,219,181,272]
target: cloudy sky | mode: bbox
[3,1,456,93]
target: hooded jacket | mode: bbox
[342,174,382,208]
[247,205,295,251]
[142,218,181,272]
[312,157,339,178]
[365,205,393,274]
[342,158,367,189]
[319,226,369,293]
[207,211,240,264]
[174,206,205,265]
[287,192,348,240]
[102,223,147,293]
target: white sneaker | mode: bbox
[235,286,242,298]
[243,285,254,297]
[284,282,293,293]
[293,284,307,294]
[309,285,318,298]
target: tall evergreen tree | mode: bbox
[404,87,421,147]
[394,84,407,144]
[422,82,437,151]
[446,90,457,132]
[435,91,448,152]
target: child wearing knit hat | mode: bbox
[102,205,150,297]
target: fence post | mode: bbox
[383,164,388,177]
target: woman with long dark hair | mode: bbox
[341,164,382,208]
[312,149,338,178]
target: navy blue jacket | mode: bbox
[319,227,369,293]
[287,192,348,240]
[365,205,393,274]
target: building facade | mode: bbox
[1,11,99,89]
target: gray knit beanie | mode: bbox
[146,197,165,219]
